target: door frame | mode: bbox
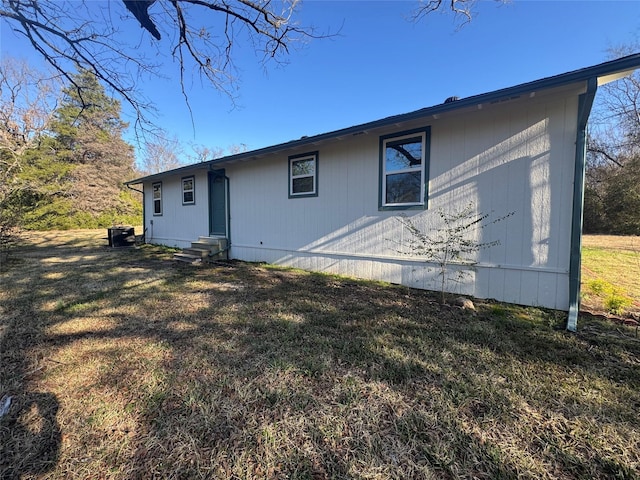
[208,169,229,238]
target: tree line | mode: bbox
[0,57,250,250]
[585,47,640,236]
[0,61,141,248]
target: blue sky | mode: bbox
[3,1,640,159]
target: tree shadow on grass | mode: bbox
[2,232,640,478]
[0,393,61,479]
[1,242,66,479]
[209,271,640,478]
[0,233,174,479]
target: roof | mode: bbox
[126,53,640,185]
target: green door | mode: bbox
[208,170,227,237]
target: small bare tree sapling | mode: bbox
[397,203,514,304]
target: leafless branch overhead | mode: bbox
[1,0,322,133]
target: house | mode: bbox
[126,54,640,331]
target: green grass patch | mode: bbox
[582,235,640,316]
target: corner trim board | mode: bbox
[567,77,597,332]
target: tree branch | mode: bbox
[587,142,625,168]
[411,0,507,25]
[1,0,326,136]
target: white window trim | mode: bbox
[289,152,318,197]
[152,182,162,216]
[182,176,195,205]
[381,131,426,208]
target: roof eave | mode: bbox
[125,53,640,186]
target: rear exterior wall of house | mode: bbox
[144,84,583,310]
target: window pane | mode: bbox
[292,158,315,176]
[385,137,422,172]
[183,192,194,203]
[386,172,421,204]
[183,179,193,191]
[292,176,314,194]
[154,199,161,214]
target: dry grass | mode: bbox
[582,235,640,251]
[1,230,639,479]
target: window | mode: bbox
[152,182,162,215]
[289,152,318,198]
[182,176,195,205]
[380,128,429,209]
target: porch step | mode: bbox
[173,252,203,264]
[191,241,220,250]
[173,236,228,264]
[197,236,226,245]
[182,247,210,258]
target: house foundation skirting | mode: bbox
[230,244,570,311]
[230,244,567,275]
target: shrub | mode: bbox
[396,203,514,304]
[587,278,613,296]
[586,278,633,315]
[604,294,633,316]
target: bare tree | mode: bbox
[0,57,60,247]
[187,142,247,163]
[1,0,508,135]
[412,0,508,24]
[141,132,185,175]
[0,57,59,175]
[228,143,248,154]
[584,44,640,234]
[188,144,224,163]
[590,44,640,163]
[586,45,640,181]
[0,0,323,131]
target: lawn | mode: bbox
[1,230,639,479]
[581,235,640,316]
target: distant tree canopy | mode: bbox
[0,0,503,131]
[585,45,640,235]
[1,58,57,244]
[140,133,185,176]
[0,59,141,236]
[584,153,640,235]
[0,55,254,245]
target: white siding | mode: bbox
[227,88,580,310]
[143,171,210,248]
[146,85,583,310]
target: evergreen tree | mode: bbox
[22,70,141,229]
